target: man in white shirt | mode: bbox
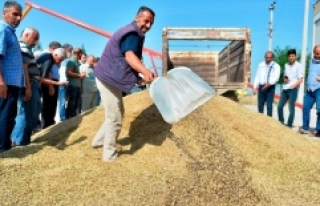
[80,55,97,111]
[277,49,303,128]
[253,51,281,117]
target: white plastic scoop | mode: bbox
[149,67,215,124]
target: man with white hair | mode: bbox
[37,41,62,129]
[37,47,68,128]
[253,51,281,117]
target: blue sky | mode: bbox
[15,0,316,81]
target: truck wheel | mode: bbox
[221,90,239,102]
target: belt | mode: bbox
[30,76,40,81]
[259,84,275,86]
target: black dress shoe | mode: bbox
[309,131,320,137]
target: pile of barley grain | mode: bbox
[238,94,257,105]
[1,90,320,205]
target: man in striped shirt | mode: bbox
[0,1,23,152]
[11,28,39,146]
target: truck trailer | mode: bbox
[162,27,252,100]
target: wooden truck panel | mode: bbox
[168,51,218,86]
[162,27,251,94]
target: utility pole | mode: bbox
[312,2,317,51]
[268,2,276,51]
[297,0,310,104]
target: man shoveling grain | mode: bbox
[92,6,155,162]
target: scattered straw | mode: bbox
[1,90,320,205]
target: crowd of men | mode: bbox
[0,1,153,164]
[0,1,102,151]
[253,46,320,137]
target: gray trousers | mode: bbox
[91,78,124,162]
[81,92,97,112]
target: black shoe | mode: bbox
[92,145,103,149]
[309,131,320,137]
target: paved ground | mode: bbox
[243,105,315,129]
[243,104,320,141]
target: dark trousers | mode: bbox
[277,88,298,126]
[41,84,58,129]
[76,93,82,115]
[0,85,20,152]
[258,84,275,117]
[66,85,81,119]
[302,89,320,131]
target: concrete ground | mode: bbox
[243,104,320,141]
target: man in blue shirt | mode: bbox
[299,45,320,137]
[121,32,146,96]
[0,1,23,152]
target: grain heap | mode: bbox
[1,90,320,205]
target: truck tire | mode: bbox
[221,90,239,102]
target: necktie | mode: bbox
[266,64,274,84]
